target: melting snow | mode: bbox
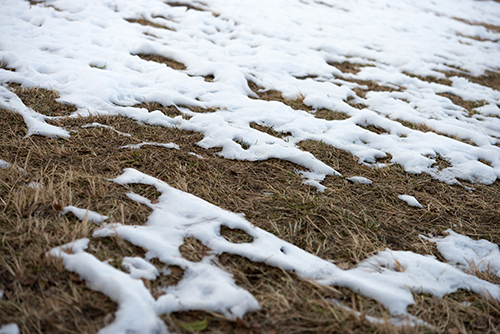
[398,194,424,208]
[62,206,109,224]
[425,229,500,278]
[119,142,180,150]
[346,176,373,184]
[49,169,500,332]
[2,0,500,331]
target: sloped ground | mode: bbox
[2,0,500,333]
[1,85,500,333]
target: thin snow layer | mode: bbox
[398,195,424,208]
[50,169,500,332]
[0,160,11,169]
[426,229,500,278]
[0,324,19,334]
[82,123,131,137]
[119,142,180,150]
[346,176,373,185]
[62,206,109,223]
[2,0,500,186]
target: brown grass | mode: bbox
[2,72,500,333]
[125,18,175,31]
[136,53,187,71]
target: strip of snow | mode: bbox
[398,195,424,208]
[49,169,500,333]
[425,229,500,278]
[48,239,167,334]
[346,176,373,185]
[119,142,180,150]
[82,123,131,137]
[62,206,109,223]
[0,86,69,138]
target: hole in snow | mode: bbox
[179,237,211,262]
[125,18,175,31]
[249,122,292,139]
[133,101,183,118]
[135,53,186,71]
[247,80,314,111]
[165,2,208,12]
[220,225,254,244]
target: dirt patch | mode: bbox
[136,53,187,71]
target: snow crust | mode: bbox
[426,229,500,278]
[49,169,500,332]
[1,0,500,186]
[398,195,424,208]
[62,205,109,223]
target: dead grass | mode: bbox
[136,53,187,71]
[125,18,174,31]
[247,81,314,111]
[2,73,500,334]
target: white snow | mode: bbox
[398,195,424,208]
[62,206,109,224]
[425,229,500,278]
[346,176,373,185]
[48,168,500,332]
[3,0,500,331]
[0,324,19,334]
[119,142,180,150]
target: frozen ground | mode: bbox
[1,0,500,332]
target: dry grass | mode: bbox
[2,71,500,333]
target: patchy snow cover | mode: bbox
[346,176,373,185]
[425,229,500,278]
[3,0,500,331]
[119,142,180,150]
[398,194,424,208]
[49,169,500,332]
[1,0,500,186]
[62,206,109,223]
